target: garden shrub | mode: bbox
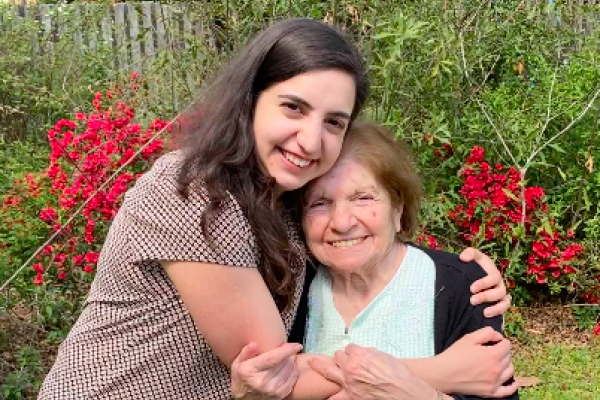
[1,73,168,302]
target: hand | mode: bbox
[460,247,511,317]
[231,342,302,400]
[309,344,439,400]
[435,327,518,397]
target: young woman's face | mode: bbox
[253,69,356,192]
[302,157,403,274]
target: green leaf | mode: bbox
[503,188,520,202]
[548,143,566,153]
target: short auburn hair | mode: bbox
[338,121,423,239]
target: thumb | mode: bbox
[234,342,260,366]
[308,358,345,385]
[469,327,503,345]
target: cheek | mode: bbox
[304,216,329,243]
[322,135,344,164]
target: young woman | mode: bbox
[38,19,509,400]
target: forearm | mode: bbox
[286,354,341,400]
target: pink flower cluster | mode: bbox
[449,146,587,290]
[4,73,169,286]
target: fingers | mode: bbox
[467,326,503,345]
[462,248,497,278]
[470,271,504,297]
[481,294,512,317]
[264,357,299,398]
[471,284,506,307]
[308,358,345,385]
[459,247,478,262]
[491,380,519,398]
[251,343,303,371]
[334,350,349,366]
[498,359,515,384]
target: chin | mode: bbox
[274,177,308,192]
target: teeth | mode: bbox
[331,238,364,248]
[282,150,311,168]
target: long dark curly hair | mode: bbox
[176,18,369,311]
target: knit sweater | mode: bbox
[304,245,436,359]
[289,244,519,400]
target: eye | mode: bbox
[282,102,302,114]
[307,199,330,209]
[326,118,346,131]
[354,193,375,203]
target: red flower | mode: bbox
[39,207,58,223]
[33,273,44,286]
[466,146,485,164]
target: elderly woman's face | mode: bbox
[303,157,403,272]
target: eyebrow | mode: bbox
[278,94,352,120]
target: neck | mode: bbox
[330,241,407,304]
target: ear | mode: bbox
[393,206,403,233]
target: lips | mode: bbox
[329,237,367,248]
[280,148,313,168]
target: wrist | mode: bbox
[426,354,453,394]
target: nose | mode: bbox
[296,118,323,157]
[330,202,356,233]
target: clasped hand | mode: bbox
[231,342,303,400]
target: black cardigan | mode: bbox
[288,244,518,400]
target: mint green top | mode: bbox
[304,245,436,358]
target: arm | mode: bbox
[417,253,519,399]
[163,261,341,400]
[308,345,446,400]
[402,328,517,398]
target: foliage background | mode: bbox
[0,0,599,398]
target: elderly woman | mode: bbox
[301,121,519,400]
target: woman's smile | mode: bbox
[329,236,367,248]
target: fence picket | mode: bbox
[141,1,154,59]
[127,3,142,72]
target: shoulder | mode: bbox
[126,150,205,204]
[409,244,487,285]
[407,244,485,303]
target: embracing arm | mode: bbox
[163,261,341,400]
[413,247,519,399]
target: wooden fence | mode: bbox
[0,0,599,73]
[0,2,217,73]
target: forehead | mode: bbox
[268,70,356,110]
[307,158,379,195]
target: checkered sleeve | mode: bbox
[122,151,259,268]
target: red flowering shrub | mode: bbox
[415,231,443,250]
[449,146,597,305]
[1,74,169,287]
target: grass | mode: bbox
[514,340,600,399]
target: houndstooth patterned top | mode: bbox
[37,151,307,400]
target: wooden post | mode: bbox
[128,3,142,72]
[114,2,129,71]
